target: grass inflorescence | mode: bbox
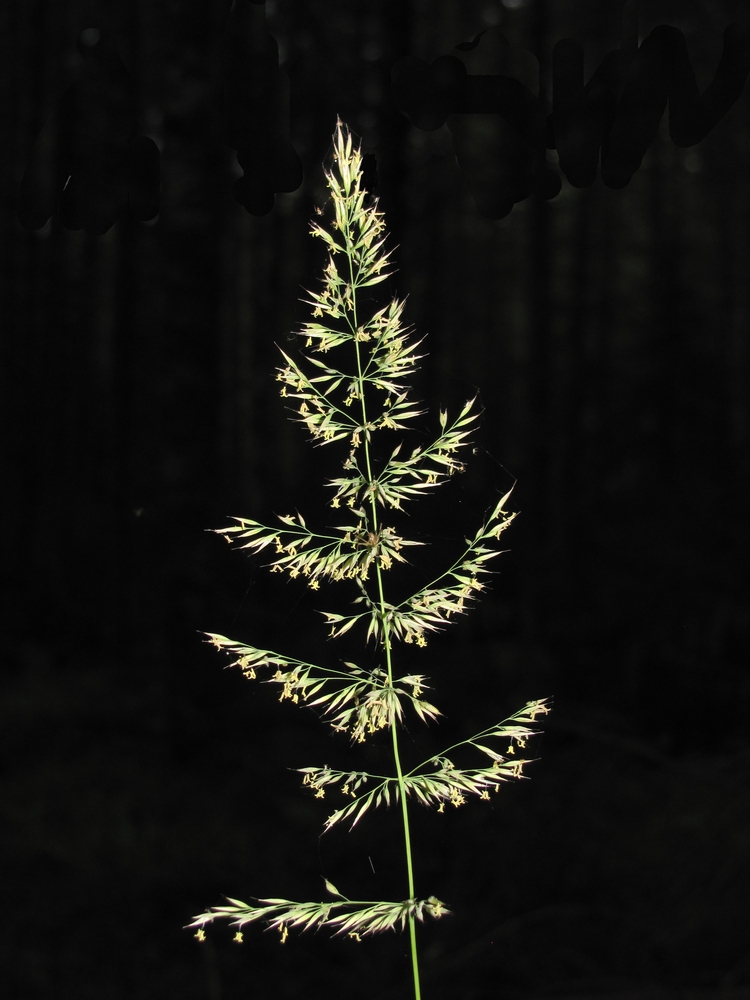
[186,118,551,1000]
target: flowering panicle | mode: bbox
[344,488,519,646]
[203,632,441,740]
[213,510,422,585]
[299,698,552,832]
[188,119,551,994]
[188,894,448,943]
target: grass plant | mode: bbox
[186,118,551,998]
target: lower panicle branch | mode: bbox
[185,894,449,943]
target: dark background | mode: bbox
[2,1,749,998]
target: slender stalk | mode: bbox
[384,619,422,1000]
[348,223,422,999]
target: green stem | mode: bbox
[347,227,422,1000]
[383,614,421,1000]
